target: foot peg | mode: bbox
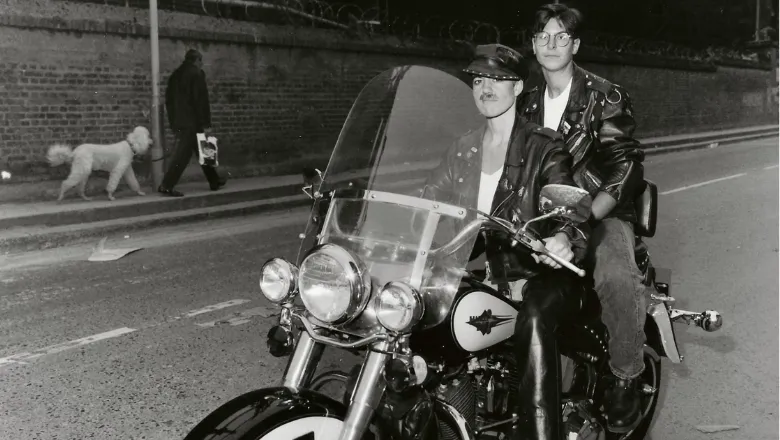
[670,309,722,332]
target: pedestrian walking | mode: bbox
[158,49,226,197]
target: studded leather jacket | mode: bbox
[422,113,590,284]
[519,65,645,223]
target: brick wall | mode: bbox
[0,0,776,182]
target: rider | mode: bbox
[519,3,649,432]
[423,43,590,440]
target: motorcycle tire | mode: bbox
[608,346,662,440]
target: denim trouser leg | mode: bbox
[590,217,648,379]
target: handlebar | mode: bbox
[430,210,586,278]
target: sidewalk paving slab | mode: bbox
[0,124,777,256]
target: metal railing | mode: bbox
[60,0,766,66]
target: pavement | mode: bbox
[0,136,776,440]
[0,123,776,256]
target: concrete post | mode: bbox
[149,0,164,188]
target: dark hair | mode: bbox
[533,4,583,37]
[185,49,202,63]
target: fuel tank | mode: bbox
[411,287,520,363]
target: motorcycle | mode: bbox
[183,65,723,440]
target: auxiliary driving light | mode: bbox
[259,258,298,303]
[376,281,424,333]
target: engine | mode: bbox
[436,352,520,439]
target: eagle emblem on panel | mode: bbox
[467,309,514,335]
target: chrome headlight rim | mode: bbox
[298,243,372,325]
[375,281,424,333]
[259,257,299,304]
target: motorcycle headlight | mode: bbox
[376,281,424,333]
[298,244,372,325]
[259,258,298,303]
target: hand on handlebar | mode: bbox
[531,233,573,269]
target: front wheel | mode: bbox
[183,387,375,440]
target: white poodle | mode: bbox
[47,126,152,201]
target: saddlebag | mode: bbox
[634,179,657,238]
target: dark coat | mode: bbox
[165,61,211,132]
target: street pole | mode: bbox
[149,0,164,187]
[756,0,761,41]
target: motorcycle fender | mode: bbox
[646,304,682,364]
[183,386,348,440]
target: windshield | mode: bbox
[322,65,484,194]
[312,66,486,329]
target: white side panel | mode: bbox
[451,290,518,352]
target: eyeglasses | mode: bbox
[533,31,573,48]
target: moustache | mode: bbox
[480,93,497,101]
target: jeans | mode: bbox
[589,217,648,379]
[161,129,220,189]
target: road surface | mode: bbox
[0,137,777,440]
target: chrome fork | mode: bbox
[281,334,390,440]
[282,332,324,392]
[339,340,390,440]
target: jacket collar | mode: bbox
[456,112,529,168]
[521,63,589,115]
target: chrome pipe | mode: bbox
[282,332,323,392]
[338,341,390,440]
[434,399,476,440]
[292,311,388,348]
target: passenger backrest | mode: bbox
[634,180,657,238]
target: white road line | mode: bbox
[183,299,251,318]
[196,306,277,328]
[764,164,779,170]
[0,299,255,369]
[0,327,137,367]
[660,173,747,195]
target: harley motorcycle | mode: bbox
[184,66,723,440]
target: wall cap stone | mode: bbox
[0,13,772,72]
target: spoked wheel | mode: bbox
[608,346,662,440]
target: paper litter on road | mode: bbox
[88,237,142,262]
[695,425,740,433]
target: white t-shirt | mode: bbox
[543,77,573,131]
[478,168,503,213]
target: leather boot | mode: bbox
[602,374,642,433]
[514,312,563,440]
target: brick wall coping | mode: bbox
[0,13,772,73]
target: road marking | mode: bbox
[196,306,277,328]
[764,164,779,170]
[660,173,747,195]
[183,299,251,318]
[0,327,137,367]
[0,299,256,369]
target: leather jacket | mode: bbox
[519,65,645,224]
[422,113,590,285]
